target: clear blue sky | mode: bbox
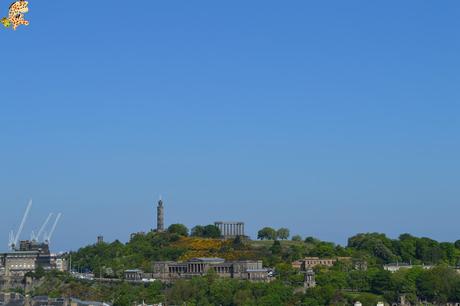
[1,1,459,252]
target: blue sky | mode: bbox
[1,1,459,251]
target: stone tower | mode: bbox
[304,268,316,289]
[157,198,164,232]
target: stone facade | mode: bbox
[0,240,66,278]
[384,263,434,273]
[1,251,38,277]
[151,258,270,282]
[292,257,352,269]
[304,268,316,288]
[124,269,144,281]
[157,199,164,232]
[214,222,245,238]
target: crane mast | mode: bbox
[9,199,33,250]
[45,213,62,245]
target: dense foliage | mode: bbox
[65,229,460,305]
[191,224,222,238]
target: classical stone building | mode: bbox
[0,251,38,277]
[304,268,316,288]
[384,263,433,273]
[151,258,270,282]
[0,240,66,277]
[214,222,245,239]
[124,269,144,281]
[292,257,352,269]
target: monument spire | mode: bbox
[156,196,164,232]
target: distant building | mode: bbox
[292,257,352,270]
[383,263,433,273]
[304,268,316,288]
[0,251,38,276]
[214,222,245,239]
[151,257,271,282]
[0,292,24,306]
[97,236,104,244]
[0,240,65,277]
[124,269,144,281]
[157,199,164,232]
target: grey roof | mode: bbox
[385,263,411,266]
[71,298,111,306]
[190,257,225,263]
[1,251,39,256]
[246,269,269,272]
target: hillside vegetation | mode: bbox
[64,229,460,305]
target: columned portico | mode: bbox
[214,221,246,239]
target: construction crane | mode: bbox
[44,213,62,245]
[31,213,53,242]
[8,199,33,250]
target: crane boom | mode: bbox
[45,213,61,244]
[13,199,32,248]
[36,213,53,241]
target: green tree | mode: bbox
[271,240,282,255]
[370,269,392,294]
[347,270,370,292]
[203,225,221,238]
[191,225,205,237]
[257,227,277,240]
[167,224,189,236]
[276,228,290,240]
[398,233,417,263]
[455,240,460,249]
[415,237,442,264]
[305,236,320,244]
[191,225,221,238]
[292,235,302,242]
[34,266,46,279]
[348,233,397,263]
[167,223,188,237]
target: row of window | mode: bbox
[8,264,35,269]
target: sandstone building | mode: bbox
[126,258,271,282]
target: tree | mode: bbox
[415,237,442,264]
[455,240,460,249]
[191,225,221,238]
[191,225,205,237]
[271,240,282,255]
[292,235,302,242]
[347,233,397,263]
[167,224,189,237]
[370,270,392,294]
[277,228,290,240]
[347,270,370,292]
[257,227,277,240]
[232,235,248,250]
[203,225,221,238]
[34,266,45,279]
[305,236,320,244]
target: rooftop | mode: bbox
[189,258,225,263]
